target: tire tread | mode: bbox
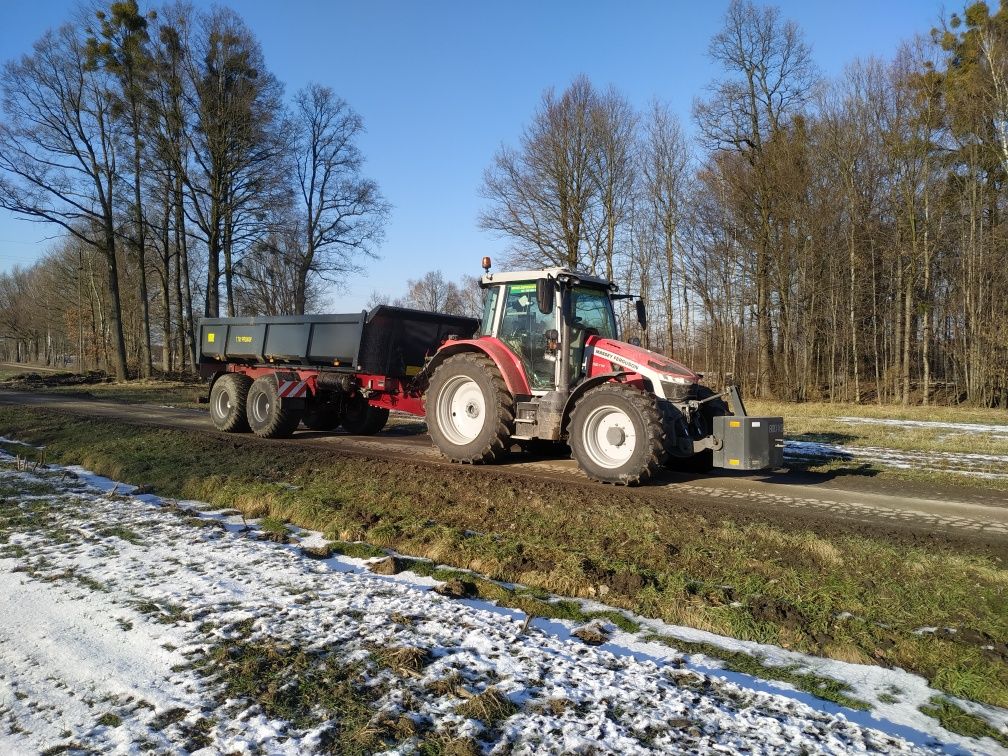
[426,353,514,464]
[570,382,665,486]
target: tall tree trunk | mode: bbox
[848,225,861,404]
[133,126,153,378]
[103,224,128,380]
[902,269,913,406]
[175,174,197,370]
[160,185,172,373]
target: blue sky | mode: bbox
[0,0,944,309]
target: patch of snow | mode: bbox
[785,440,1008,479]
[0,450,1004,754]
[836,417,1008,438]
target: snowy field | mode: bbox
[784,417,1008,480]
[0,452,1006,754]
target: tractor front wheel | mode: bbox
[426,353,514,463]
[569,383,665,485]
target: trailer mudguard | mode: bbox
[427,338,532,397]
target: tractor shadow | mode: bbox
[666,430,880,487]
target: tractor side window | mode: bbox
[479,286,499,336]
[570,286,616,381]
[500,283,556,390]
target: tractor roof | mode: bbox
[480,266,615,290]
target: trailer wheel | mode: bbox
[246,376,303,439]
[303,404,343,432]
[569,383,665,485]
[341,395,389,435]
[426,353,514,463]
[209,373,252,433]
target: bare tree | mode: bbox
[399,270,465,315]
[640,102,692,358]
[233,224,323,316]
[480,75,599,269]
[694,0,817,397]
[0,25,129,378]
[183,7,283,317]
[290,83,389,315]
[587,87,638,279]
[85,0,156,377]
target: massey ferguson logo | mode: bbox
[593,348,640,372]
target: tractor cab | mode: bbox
[477,265,634,394]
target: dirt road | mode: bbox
[2,389,1006,558]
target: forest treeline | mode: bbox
[1,0,1007,406]
[480,1,1008,407]
[0,1,388,380]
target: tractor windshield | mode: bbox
[571,286,617,338]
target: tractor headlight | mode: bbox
[661,379,693,401]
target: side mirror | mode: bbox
[536,278,554,315]
[635,299,647,330]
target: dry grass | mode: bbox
[454,687,518,725]
[2,406,1007,712]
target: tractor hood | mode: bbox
[587,337,701,400]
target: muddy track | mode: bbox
[2,389,1006,560]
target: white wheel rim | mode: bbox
[437,375,486,445]
[214,387,232,419]
[582,404,637,469]
[250,390,271,424]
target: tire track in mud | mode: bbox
[1,390,1006,559]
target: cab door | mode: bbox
[497,283,559,392]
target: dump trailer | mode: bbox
[199,306,478,437]
[199,260,784,485]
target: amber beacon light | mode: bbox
[481,256,492,272]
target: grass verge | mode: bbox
[918,696,1008,748]
[643,633,868,710]
[749,399,1008,488]
[1,405,1006,714]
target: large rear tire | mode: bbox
[426,353,514,463]
[569,383,665,485]
[246,376,303,439]
[341,395,389,435]
[209,373,252,433]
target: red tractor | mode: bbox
[199,260,783,485]
[419,261,783,484]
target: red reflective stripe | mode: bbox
[277,380,307,398]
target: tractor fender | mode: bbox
[426,339,531,397]
[560,371,655,433]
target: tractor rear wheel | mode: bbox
[246,376,303,439]
[341,395,389,435]
[209,373,252,433]
[569,383,665,485]
[426,353,514,463]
